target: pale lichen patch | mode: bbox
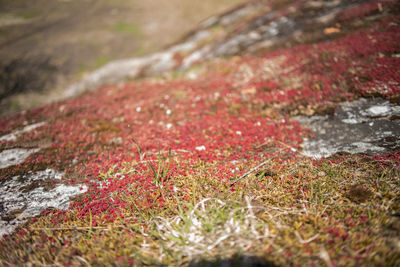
[0,148,40,169]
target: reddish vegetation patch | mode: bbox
[256,16,400,103]
[0,8,400,266]
[1,17,399,224]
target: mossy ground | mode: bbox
[0,2,399,266]
[1,154,399,266]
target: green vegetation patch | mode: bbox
[110,22,143,36]
[1,155,399,266]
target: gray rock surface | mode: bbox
[0,169,87,237]
[296,98,400,158]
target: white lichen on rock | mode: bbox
[0,148,40,169]
[0,122,45,142]
[0,169,87,237]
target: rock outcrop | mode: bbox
[0,0,399,265]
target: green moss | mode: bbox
[89,119,121,133]
[0,154,399,265]
[18,12,39,19]
[110,22,143,36]
[93,56,112,69]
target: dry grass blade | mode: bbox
[230,158,273,186]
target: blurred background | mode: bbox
[0,0,242,117]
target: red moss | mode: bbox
[1,16,399,225]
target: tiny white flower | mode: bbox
[166,109,172,115]
[194,96,201,102]
[290,148,297,152]
[166,123,173,129]
[255,121,261,126]
[195,145,206,151]
[136,106,141,112]
[236,131,242,135]
[187,72,198,80]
